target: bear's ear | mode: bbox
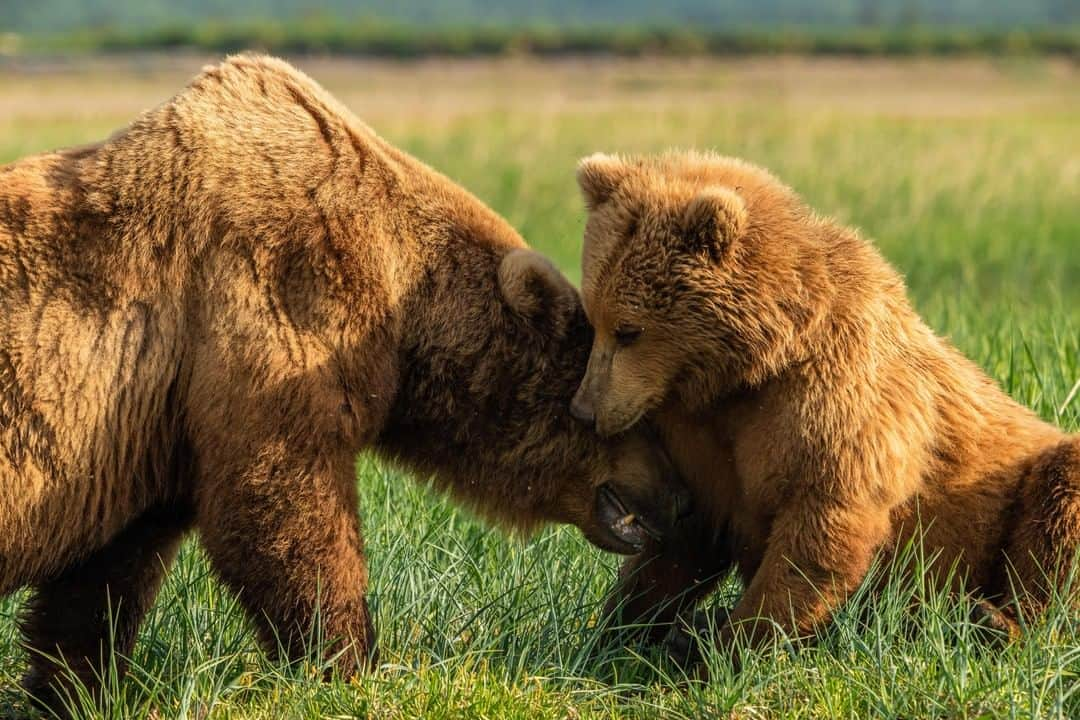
[680,186,747,261]
[576,153,630,210]
[498,249,579,331]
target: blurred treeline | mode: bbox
[2,1,1079,57]
[5,23,1077,59]
[4,1,1079,32]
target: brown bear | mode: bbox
[568,150,1080,664]
[0,56,687,709]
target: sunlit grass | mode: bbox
[0,56,1077,718]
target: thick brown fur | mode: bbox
[0,56,684,708]
[570,150,1080,661]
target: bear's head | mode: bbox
[498,248,690,554]
[569,151,822,436]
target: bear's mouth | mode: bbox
[595,484,662,553]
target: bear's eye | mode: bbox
[614,325,644,347]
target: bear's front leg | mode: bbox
[709,498,889,668]
[195,436,376,675]
[604,515,733,645]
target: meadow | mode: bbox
[0,55,1077,719]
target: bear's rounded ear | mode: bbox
[498,249,579,331]
[576,153,630,210]
[680,186,747,261]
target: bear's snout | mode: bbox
[570,389,596,424]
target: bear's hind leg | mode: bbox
[20,504,190,714]
[1001,436,1080,620]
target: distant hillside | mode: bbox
[3,0,1078,34]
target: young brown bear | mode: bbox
[569,150,1080,663]
[0,56,685,709]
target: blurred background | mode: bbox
[1,3,1078,718]
[5,1,1074,354]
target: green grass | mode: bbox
[0,56,1078,718]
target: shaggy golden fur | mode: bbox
[570,150,1080,663]
[0,56,685,707]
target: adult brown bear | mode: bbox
[0,56,685,707]
[569,150,1080,664]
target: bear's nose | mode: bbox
[570,393,595,424]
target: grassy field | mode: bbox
[0,55,1078,719]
